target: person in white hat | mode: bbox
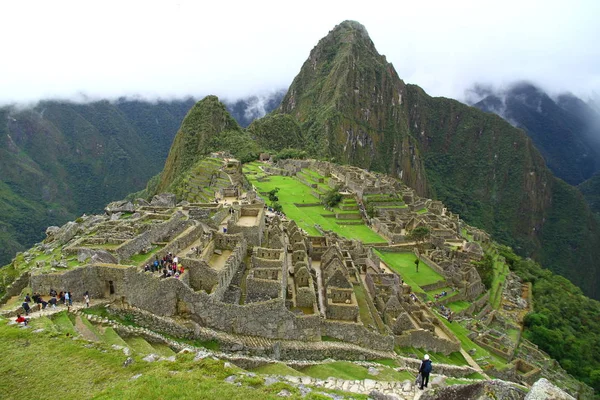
[419,354,432,390]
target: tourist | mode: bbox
[64,291,70,309]
[414,258,420,272]
[68,292,73,307]
[21,301,31,316]
[15,314,28,326]
[419,354,433,390]
[84,291,90,308]
[24,293,31,303]
[48,296,57,309]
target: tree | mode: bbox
[268,188,280,203]
[322,187,343,208]
[272,202,283,213]
[406,226,431,254]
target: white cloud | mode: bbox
[1,0,599,104]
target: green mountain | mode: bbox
[579,173,600,215]
[471,83,600,185]
[270,21,600,299]
[0,99,194,266]
[275,20,428,195]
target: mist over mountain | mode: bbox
[224,90,285,127]
[467,82,600,186]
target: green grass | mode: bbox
[299,361,412,382]
[438,317,508,370]
[251,363,307,377]
[123,336,157,355]
[395,347,469,367]
[489,254,510,310]
[376,251,444,289]
[51,312,76,335]
[246,175,385,243]
[0,320,370,399]
[353,284,375,327]
[425,286,459,302]
[446,300,471,313]
[416,208,428,214]
[125,244,165,266]
[101,327,130,347]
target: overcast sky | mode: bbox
[1,0,599,105]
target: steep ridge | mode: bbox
[274,21,600,298]
[275,21,428,195]
[157,96,244,193]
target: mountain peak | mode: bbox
[330,20,370,37]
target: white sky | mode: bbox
[1,0,599,105]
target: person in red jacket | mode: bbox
[15,314,28,325]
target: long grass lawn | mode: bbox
[376,251,445,289]
[247,175,385,243]
[490,255,510,309]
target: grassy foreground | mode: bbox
[0,317,362,400]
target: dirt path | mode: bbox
[74,314,100,341]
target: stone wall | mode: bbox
[227,206,265,247]
[322,320,394,352]
[246,273,281,302]
[185,257,219,293]
[394,328,460,355]
[159,223,205,261]
[30,264,130,302]
[296,286,317,308]
[326,301,359,322]
[0,271,30,305]
[114,212,191,262]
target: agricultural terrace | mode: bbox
[243,164,385,244]
[376,251,445,291]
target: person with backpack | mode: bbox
[419,354,432,390]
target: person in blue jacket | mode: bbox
[419,354,432,390]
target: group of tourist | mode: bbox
[433,290,449,300]
[20,290,90,315]
[438,305,453,322]
[144,252,184,279]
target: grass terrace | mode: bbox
[438,316,509,371]
[245,172,385,243]
[298,361,413,382]
[446,300,471,313]
[395,346,470,367]
[489,253,510,310]
[376,251,445,289]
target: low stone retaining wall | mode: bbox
[0,271,30,306]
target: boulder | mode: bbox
[55,221,81,245]
[151,193,177,208]
[134,198,150,207]
[105,200,135,214]
[464,241,484,258]
[525,378,575,400]
[45,226,60,240]
[77,249,118,264]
